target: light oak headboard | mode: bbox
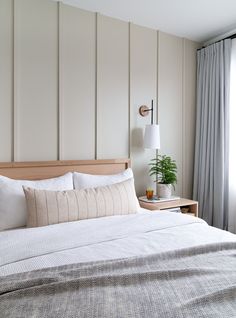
[0,159,130,180]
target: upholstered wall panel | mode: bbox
[97,15,129,159]
[59,4,96,160]
[14,0,58,161]
[0,0,13,161]
[158,31,183,196]
[130,24,157,195]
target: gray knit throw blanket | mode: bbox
[1,242,236,318]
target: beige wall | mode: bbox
[0,0,199,197]
[158,32,199,198]
[0,0,13,161]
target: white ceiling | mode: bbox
[56,0,236,42]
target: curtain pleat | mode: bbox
[193,39,231,230]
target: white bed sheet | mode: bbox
[0,209,236,276]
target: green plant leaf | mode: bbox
[148,154,177,185]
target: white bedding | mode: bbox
[1,209,236,276]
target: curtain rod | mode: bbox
[198,29,236,50]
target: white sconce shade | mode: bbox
[144,124,160,149]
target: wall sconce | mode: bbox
[139,100,160,150]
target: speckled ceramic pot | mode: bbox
[157,183,172,198]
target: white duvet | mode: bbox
[0,209,236,276]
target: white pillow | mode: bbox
[0,173,73,231]
[73,168,133,190]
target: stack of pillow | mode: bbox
[0,168,139,230]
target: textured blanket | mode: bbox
[1,242,236,318]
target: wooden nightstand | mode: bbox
[139,198,198,217]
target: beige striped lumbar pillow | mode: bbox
[23,178,139,228]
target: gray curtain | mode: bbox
[193,39,231,230]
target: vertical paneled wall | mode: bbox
[0,0,13,162]
[14,0,58,161]
[130,24,157,195]
[182,39,199,199]
[97,15,129,159]
[158,32,198,198]
[59,4,96,160]
[158,32,184,196]
[0,0,198,197]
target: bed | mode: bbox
[0,159,236,317]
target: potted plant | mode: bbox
[149,155,177,198]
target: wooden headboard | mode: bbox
[0,159,130,180]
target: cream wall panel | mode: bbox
[158,31,183,196]
[60,4,96,160]
[183,39,199,199]
[0,0,13,161]
[14,0,58,161]
[97,15,129,159]
[130,24,157,196]
[0,0,198,195]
